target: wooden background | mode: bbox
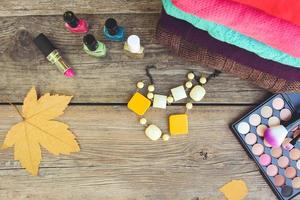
[0,0,282,199]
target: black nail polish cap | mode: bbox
[63,11,79,28]
[105,18,118,35]
[83,34,98,51]
[33,33,56,57]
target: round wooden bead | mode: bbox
[162,133,170,141]
[186,102,193,110]
[139,118,147,125]
[190,85,206,101]
[199,76,207,84]
[167,96,174,104]
[136,81,144,89]
[148,85,155,92]
[187,72,195,80]
[185,81,193,89]
[147,92,154,99]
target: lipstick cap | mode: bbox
[63,11,79,28]
[33,33,56,57]
[83,34,99,51]
[105,18,118,35]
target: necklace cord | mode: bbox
[145,65,157,85]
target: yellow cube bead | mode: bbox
[127,92,151,116]
[169,114,189,135]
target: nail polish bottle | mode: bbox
[33,33,75,78]
[103,18,125,42]
[63,11,89,34]
[124,35,144,59]
[83,34,106,58]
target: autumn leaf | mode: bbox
[2,86,80,176]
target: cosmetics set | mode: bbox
[33,11,144,78]
[231,93,300,199]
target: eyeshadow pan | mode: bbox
[256,124,268,137]
[266,164,278,177]
[249,114,261,126]
[293,177,300,189]
[274,175,285,187]
[271,147,282,158]
[261,106,273,118]
[272,98,285,110]
[245,133,257,145]
[278,156,289,168]
[268,116,280,127]
[289,148,300,160]
[259,154,271,166]
[237,122,250,134]
[280,108,292,121]
[281,185,293,197]
[285,167,297,179]
[252,143,264,156]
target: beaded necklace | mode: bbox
[127,66,220,141]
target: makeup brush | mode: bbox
[284,132,300,150]
[264,118,300,148]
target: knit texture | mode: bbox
[162,0,300,68]
[172,0,300,58]
[231,0,300,26]
[159,8,300,81]
[155,13,300,92]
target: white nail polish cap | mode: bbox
[127,35,141,53]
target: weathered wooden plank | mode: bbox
[0,105,275,199]
[0,0,162,17]
[0,14,267,104]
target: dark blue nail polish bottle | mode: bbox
[103,18,125,42]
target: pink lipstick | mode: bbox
[33,33,75,78]
[63,11,88,34]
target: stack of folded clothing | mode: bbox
[155,0,300,92]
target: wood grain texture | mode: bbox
[0,14,267,104]
[0,0,162,17]
[0,105,276,200]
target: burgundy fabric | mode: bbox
[159,9,300,81]
[155,9,300,92]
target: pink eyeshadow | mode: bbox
[259,154,271,166]
[271,147,282,158]
[266,164,278,177]
[272,98,285,110]
[274,175,285,187]
[280,108,292,121]
[278,156,289,168]
[285,167,297,179]
[252,144,264,156]
[256,124,268,137]
[249,114,261,126]
[289,148,300,160]
[293,129,300,138]
[245,133,257,145]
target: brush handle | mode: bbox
[290,133,300,145]
[286,118,300,132]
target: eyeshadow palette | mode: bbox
[231,93,300,200]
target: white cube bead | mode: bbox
[171,85,187,101]
[153,94,167,109]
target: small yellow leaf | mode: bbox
[2,86,79,176]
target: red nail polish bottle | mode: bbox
[63,11,89,34]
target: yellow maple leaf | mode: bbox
[1,86,80,176]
